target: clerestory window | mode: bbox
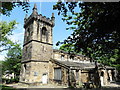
[61,55,65,60]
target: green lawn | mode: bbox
[0,84,16,90]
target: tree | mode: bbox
[1,1,30,16]
[56,2,120,81]
[59,44,74,52]
[54,2,120,68]
[3,43,22,79]
[59,43,83,55]
[0,61,3,79]
[0,20,18,52]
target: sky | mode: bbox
[0,2,73,60]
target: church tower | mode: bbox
[20,4,55,84]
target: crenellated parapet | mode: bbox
[37,14,55,26]
[24,4,55,28]
[24,14,55,28]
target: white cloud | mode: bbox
[8,23,25,45]
[0,55,5,61]
[0,51,7,61]
[9,32,24,43]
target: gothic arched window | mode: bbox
[41,27,48,42]
[43,30,46,35]
[26,28,30,42]
[42,27,47,35]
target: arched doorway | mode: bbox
[42,73,48,84]
[100,71,104,86]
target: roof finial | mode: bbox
[51,13,55,19]
[52,13,54,17]
[25,14,28,19]
[24,14,28,22]
[32,3,38,15]
[51,13,55,26]
[33,3,37,10]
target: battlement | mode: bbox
[24,14,54,28]
[24,4,55,28]
[38,14,53,25]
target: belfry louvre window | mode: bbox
[42,27,47,35]
[41,27,48,42]
[54,68,62,80]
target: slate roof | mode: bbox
[53,49,86,57]
[50,59,115,70]
[50,59,95,70]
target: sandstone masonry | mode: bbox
[20,4,116,88]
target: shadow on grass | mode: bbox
[0,84,16,90]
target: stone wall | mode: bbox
[22,41,53,62]
[31,41,53,61]
[81,70,89,83]
[53,49,90,62]
[32,20,53,44]
[20,61,49,83]
[22,43,32,61]
[49,61,68,86]
[48,61,93,87]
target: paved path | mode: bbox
[103,82,120,88]
[5,83,68,88]
[4,82,120,89]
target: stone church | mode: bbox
[20,4,116,87]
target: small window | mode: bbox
[28,28,30,36]
[26,28,30,37]
[61,55,65,60]
[101,71,104,76]
[42,46,44,51]
[76,70,79,80]
[25,47,28,53]
[26,28,30,42]
[70,55,74,60]
[24,64,26,69]
[34,72,38,76]
[54,68,62,80]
